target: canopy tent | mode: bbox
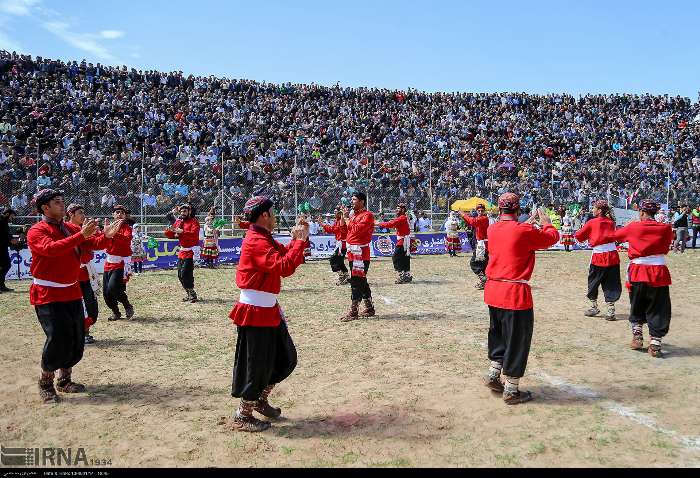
[450,197,494,212]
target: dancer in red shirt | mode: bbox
[103,205,135,321]
[483,193,559,405]
[574,200,621,320]
[607,199,673,357]
[461,203,490,289]
[322,207,349,285]
[340,191,376,321]
[66,203,122,344]
[28,190,101,403]
[378,203,413,284]
[164,203,201,302]
[229,196,308,432]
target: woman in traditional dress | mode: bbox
[201,213,221,268]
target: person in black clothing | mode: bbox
[1,208,18,292]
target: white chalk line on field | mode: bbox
[535,372,700,451]
[381,296,396,305]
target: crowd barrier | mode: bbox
[8,229,690,281]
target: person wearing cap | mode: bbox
[164,203,201,302]
[339,191,376,321]
[460,203,490,289]
[228,196,309,432]
[322,207,350,285]
[377,203,414,284]
[444,211,462,257]
[483,193,560,405]
[27,190,117,403]
[103,205,136,321]
[66,203,122,345]
[605,199,673,357]
[1,207,18,292]
[574,200,621,321]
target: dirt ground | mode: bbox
[1,251,699,468]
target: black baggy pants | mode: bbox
[487,306,534,378]
[629,282,672,338]
[329,248,348,273]
[350,261,371,301]
[35,300,85,372]
[79,280,98,325]
[587,264,622,303]
[103,268,129,311]
[0,248,10,286]
[232,321,298,401]
[392,246,411,272]
[177,258,195,290]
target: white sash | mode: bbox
[179,246,192,251]
[631,255,666,266]
[33,278,76,288]
[106,254,132,276]
[397,234,412,256]
[592,243,617,253]
[348,243,370,255]
[238,289,279,308]
[489,278,529,285]
[475,239,487,261]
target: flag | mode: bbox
[212,218,230,229]
[626,188,639,208]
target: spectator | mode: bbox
[417,213,432,232]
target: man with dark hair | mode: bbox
[322,207,349,285]
[66,203,122,344]
[1,207,17,292]
[164,203,201,302]
[574,199,621,320]
[377,203,413,284]
[228,196,309,432]
[483,193,559,405]
[340,191,376,321]
[103,205,135,321]
[28,190,99,403]
[607,200,673,357]
[461,204,490,289]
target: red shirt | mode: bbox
[461,213,489,241]
[484,220,560,310]
[574,217,620,267]
[104,223,133,272]
[229,225,306,327]
[323,220,347,248]
[27,220,86,305]
[378,214,411,246]
[164,217,201,259]
[345,209,375,261]
[610,220,673,287]
[78,232,112,282]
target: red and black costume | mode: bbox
[607,200,673,356]
[103,208,134,320]
[229,196,306,432]
[574,201,622,318]
[483,193,559,404]
[79,230,111,334]
[342,202,375,320]
[461,210,490,288]
[164,212,201,301]
[378,209,413,284]
[27,189,92,402]
[322,218,349,284]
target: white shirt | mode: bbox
[308,221,320,235]
[417,218,432,232]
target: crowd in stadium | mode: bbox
[2,50,700,220]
